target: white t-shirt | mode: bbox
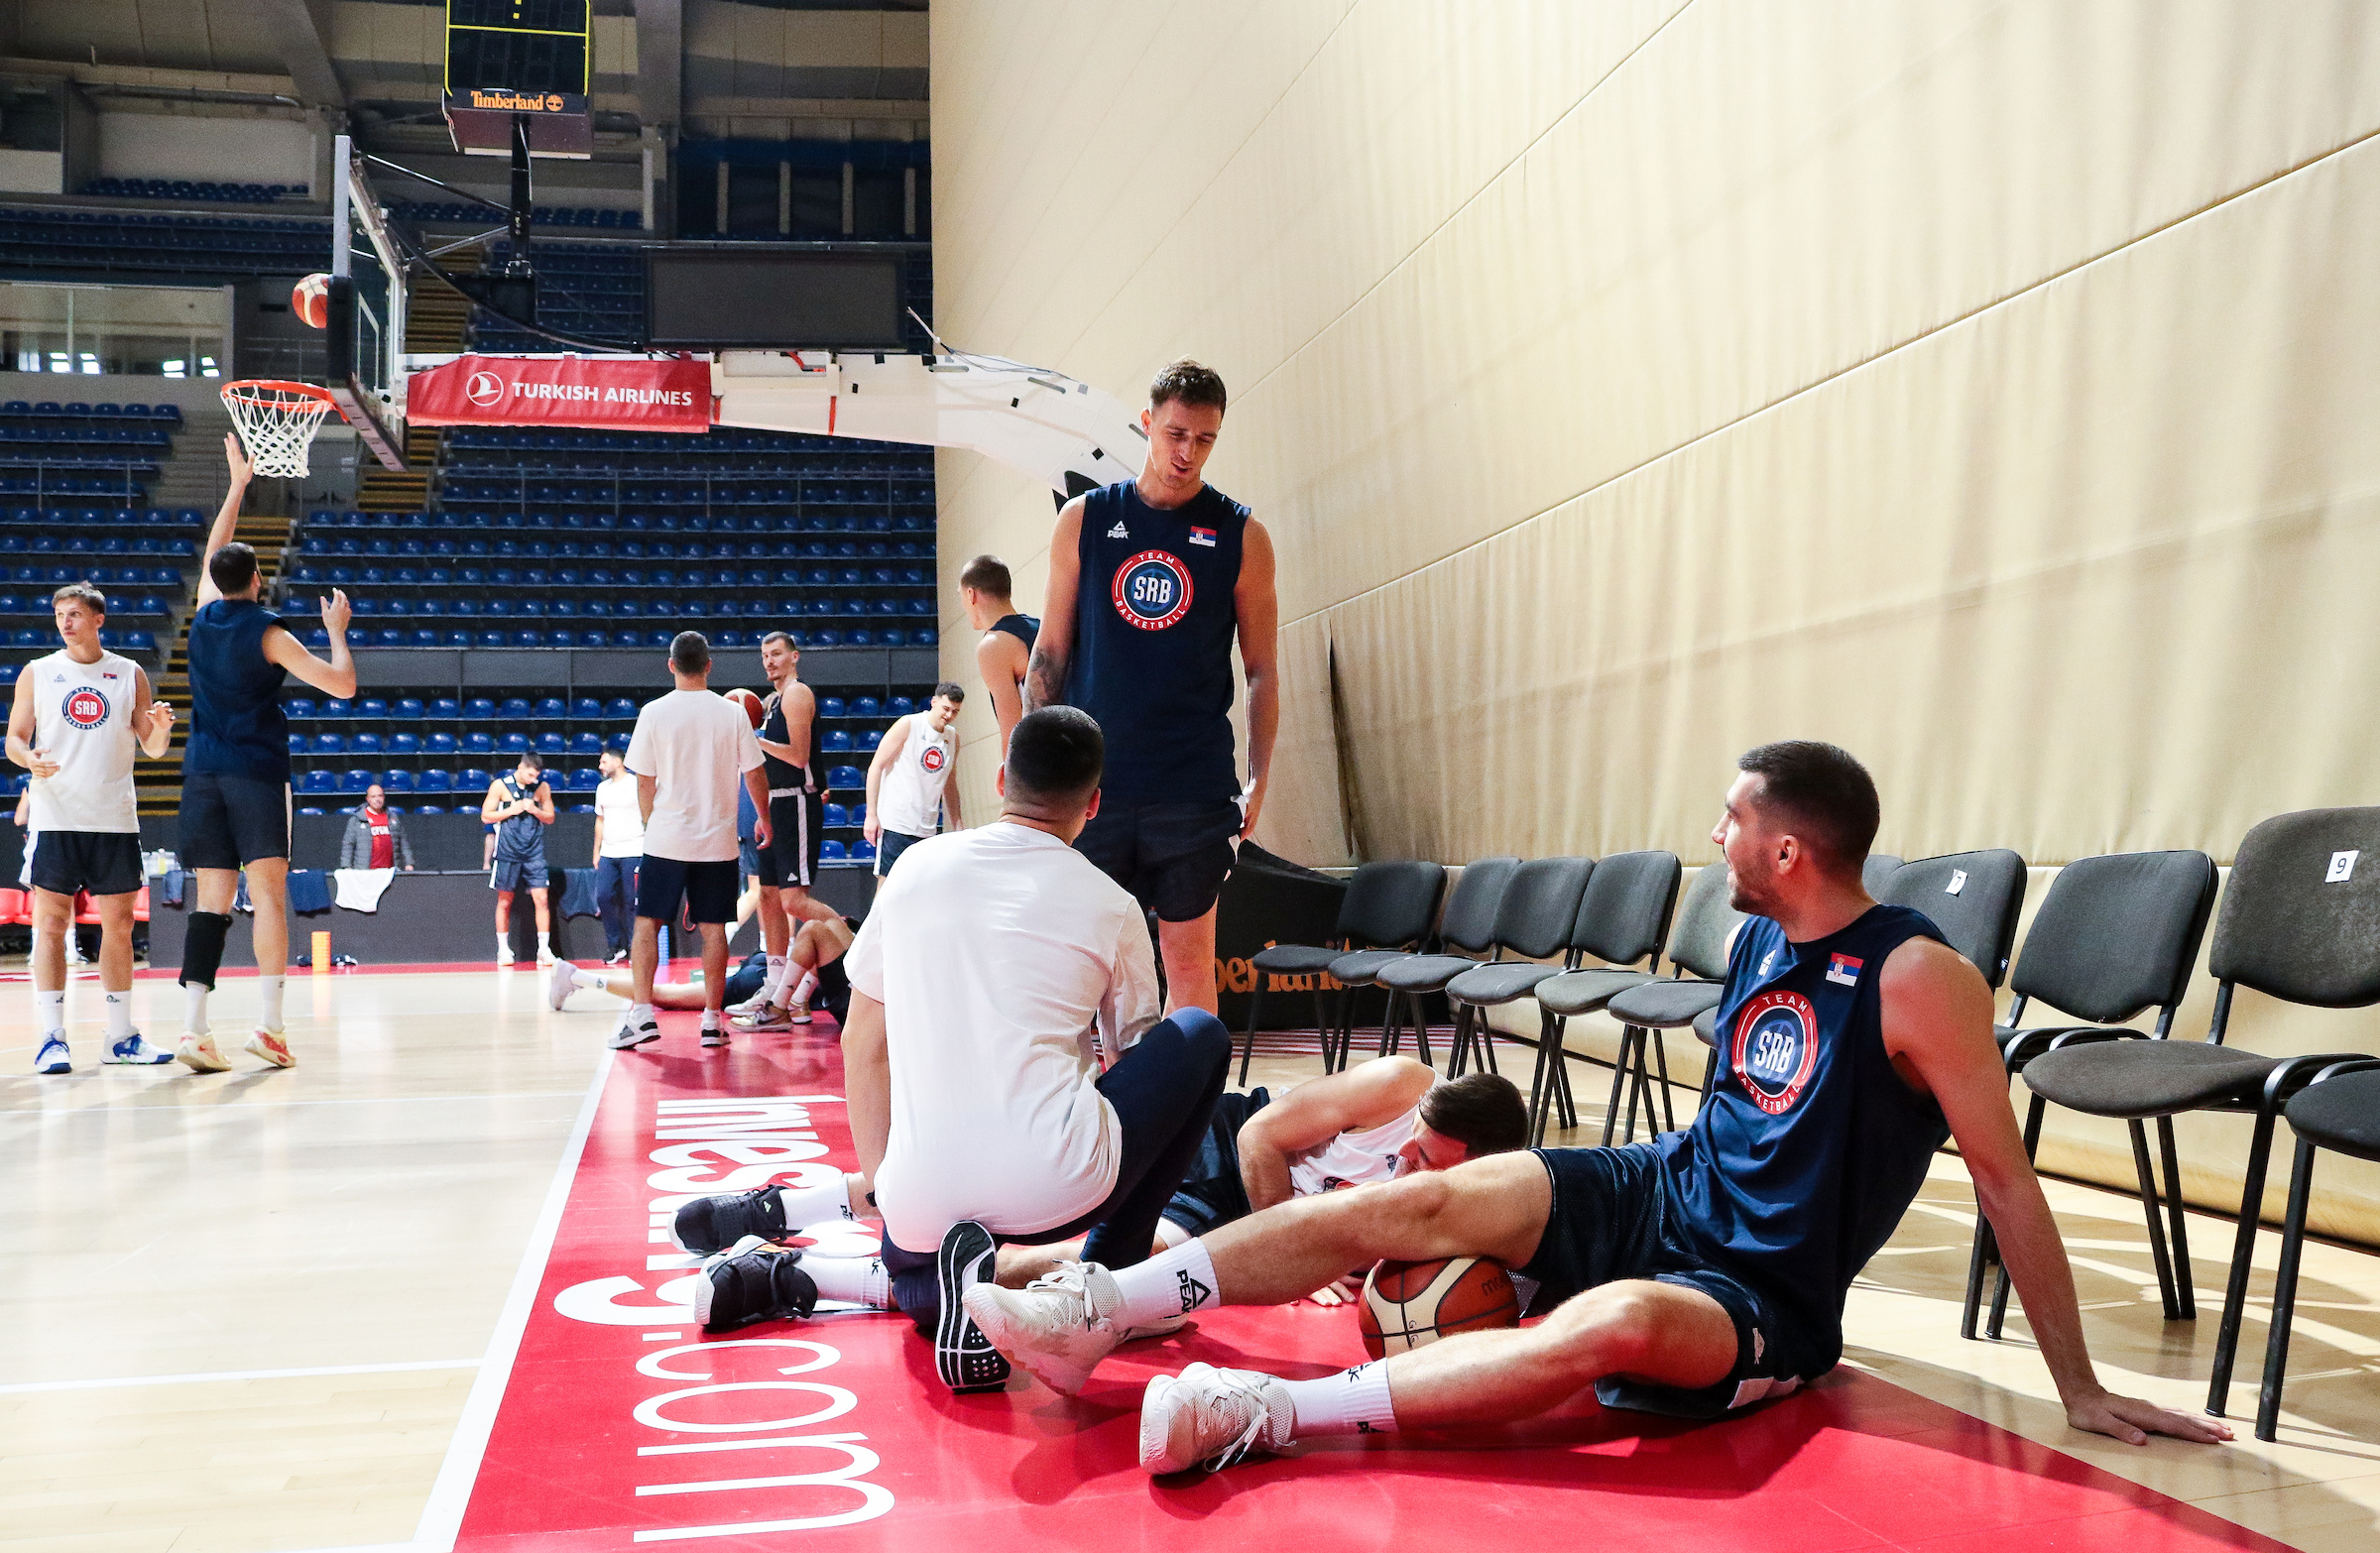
[1287,1101,1425,1197]
[592,773,646,858]
[849,821,1162,1251]
[29,648,140,833]
[875,713,955,838]
[623,689,763,863]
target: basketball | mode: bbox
[293,273,331,329]
[1357,1255,1521,1359]
[724,686,765,728]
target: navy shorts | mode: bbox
[490,856,548,893]
[1073,798,1241,921]
[177,773,291,869]
[31,832,143,896]
[637,854,741,925]
[1158,1087,1272,1236]
[770,792,822,891]
[1518,1141,1811,1419]
[739,836,769,885]
[874,828,927,878]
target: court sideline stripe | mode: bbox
[414,1047,616,1552]
[0,1090,591,1115]
[0,1358,481,1394]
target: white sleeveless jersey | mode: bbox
[876,714,956,837]
[29,648,140,833]
[1287,1100,1425,1197]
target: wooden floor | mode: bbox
[1,967,2375,1552]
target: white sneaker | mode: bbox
[547,958,578,1011]
[177,1032,231,1073]
[497,944,517,967]
[245,1029,296,1069]
[610,1015,660,1050]
[960,1260,1129,1396]
[725,994,770,1018]
[1139,1363,1295,1475]
[536,946,555,967]
[105,1031,175,1065]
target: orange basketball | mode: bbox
[724,686,765,728]
[293,273,331,329]
[1357,1255,1519,1359]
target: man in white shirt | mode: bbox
[863,680,963,883]
[678,707,1232,1393]
[589,748,643,965]
[613,632,771,1052]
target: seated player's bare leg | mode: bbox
[1155,908,1219,1016]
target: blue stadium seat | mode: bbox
[829,765,863,789]
[821,840,848,861]
[301,772,334,793]
[413,804,446,816]
[888,696,915,715]
[419,769,453,793]
[465,697,497,721]
[607,697,637,719]
[823,802,848,827]
[534,696,566,720]
[342,768,376,792]
[427,731,457,754]
[395,697,424,719]
[297,806,326,816]
[569,730,602,754]
[566,768,601,790]
[850,839,876,862]
[858,730,882,752]
[351,732,384,754]
[822,731,852,753]
[382,770,415,792]
[499,732,529,753]
[462,769,493,790]
[430,697,461,719]
[321,699,352,718]
[464,732,493,754]
[818,696,847,718]
[286,733,306,755]
[391,732,421,754]
[312,732,344,754]
[854,696,882,718]
[536,732,565,755]
[570,696,603,720]
[499,697,531,720]
[608,731,631,752]
[286,697,317,720]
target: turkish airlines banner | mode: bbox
[407,354,713,432]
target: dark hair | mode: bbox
[931,681,966,704]
[51,581,105,617]
[208,541,259,596]
[1149,359,1227,417]
[1005,706,1103,806]
[760,630,797,654]
[1736,740,1879,875]
[515,752,544,775]
[958,554,1012,597]
[1418,1073,1529,1158]
[670,630,711,674]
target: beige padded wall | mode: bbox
[932,1,2380,1239]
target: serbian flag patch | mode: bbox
[1825,952,1863,987]
[1188,525,1217,546]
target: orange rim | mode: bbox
[220,379,345,418]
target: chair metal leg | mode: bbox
[2254,1139,2320,1442]
[1649,1029,1676,1133]
[2129,1118,2186,1322]
[1979,1094,2048,1341]
[1235,983,1265,1086]
[1413,995,1436,1071]
[1552,1023,1579,1131]
[1621,1034,1652,1144]
[1524,1010,1554,1145]
[1600,1025,1635,1146]
[2208,1111,2280,1417]
[2158,1115,2196,1320]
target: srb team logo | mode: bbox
[1112,549,1193,631]
[920,745,945,773]
[61,686,110,730]
[1729,989,1821,1115]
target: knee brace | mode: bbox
[180,911,231,990]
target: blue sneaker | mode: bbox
[105,1031,174,1065]
[35,1035,69,1074]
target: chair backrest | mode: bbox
[1861,853,1904,896]
[1569,850,1683,967]
[2208,807,2380,1015]
[1877,849,2029,988]
[2008,851,2217,1027]
[1666,862,1747,982]
[1334,860,1448,951]
[1437,857,1521,955]
[1488,856,1596,962]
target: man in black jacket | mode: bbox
[338,784,416,872]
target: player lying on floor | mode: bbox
[964,740,2236,1472]
[669,707,1235,1392]
[550,895,855,1021]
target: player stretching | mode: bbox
[959,554,1036,756]
[1025,360,1278,1015]
[967,742,2234,1470]
[9,583,176,1071]
[176,434,355,1072]
[864,681,963,883]
[730,631,822,1032]
[481,752,556,965]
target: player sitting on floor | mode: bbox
[964,740,2234,1471]
[551,894,855,1019]
[669,706,1234,1394]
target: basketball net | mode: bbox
[220,381,343,479]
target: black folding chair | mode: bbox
[1235,860,1447,1083]
[1522,852,1683,1145]
[1961,851,2217,1341]
[1875,850,2029,991]
[2253,1060,2380,1440]
[1604,860,1745,1109]
[1379,857,1591,1082]
[2023,807,2380,1420]
[1330,857,1518,1073]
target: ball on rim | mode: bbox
[293,274,331,330]
[1357,1255,1520,1359]
[723,686,765,729]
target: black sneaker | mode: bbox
[935,1221,1012,1393]
[694,1236,819,1333]
[672,1184,789,1255]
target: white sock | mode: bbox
[762,955,788,1001]
[700,1008,721,1031]
[776,1178,855,1231]
[259,975,286,1032]
[103,991,132,1043]
[572,966,609,991]
[537,931,550,952]
[629,1002,655,1028]
[36,989,64,1036]
[183,983,209,1034]
[786,969,817,1007]
[1110,1239,1222,1328]
[803,1254,891,1309]
[498,934,510,956]
[1279,1361,1398,1438]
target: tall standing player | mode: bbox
[176,434,355,1072]
[732,630,822,1031]
[1025,361,1278,1015]
[9,583,177,1071]
[481,752,556,965]
[960,554,1037,757]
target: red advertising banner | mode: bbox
[408,354,713,432]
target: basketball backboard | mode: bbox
[329,137,410,472]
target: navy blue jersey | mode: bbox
[759,689,814,789]
[184,598,290,779]
[1066,481,1248,802]
[492,775,546,863]
[1656,902,1951,1374]
[991,612,1039,655]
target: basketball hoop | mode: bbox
[220,381,344,478]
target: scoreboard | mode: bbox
[443,0,592,157]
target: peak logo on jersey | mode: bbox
[919,745,945,773]
[1730,989,1821,1115]
[1106,521,1130,539]
[61,686,110,730]
[1112,549,1194,631]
